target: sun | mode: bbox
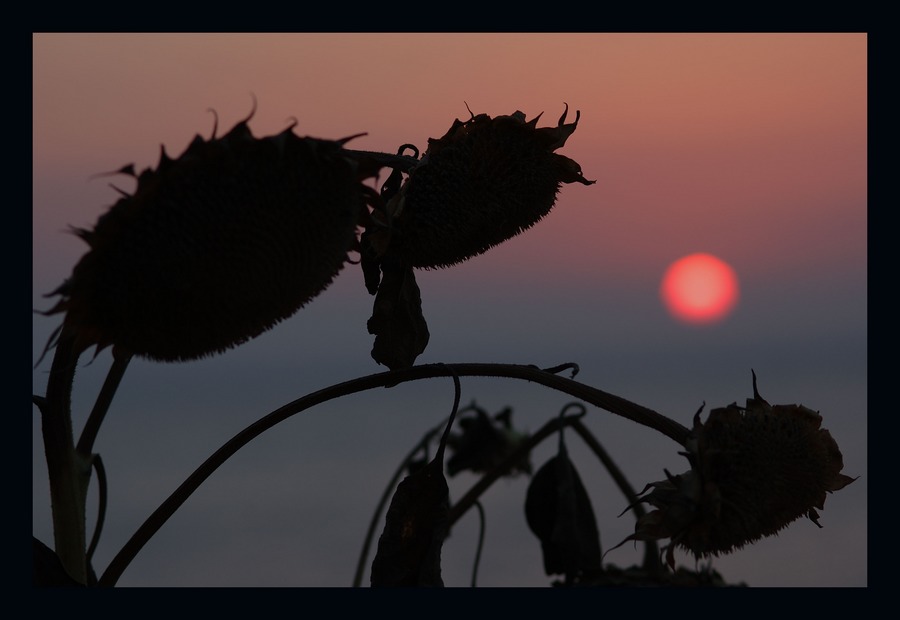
[660,253,739,325]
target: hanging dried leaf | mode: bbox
[366,257,429,370]
[370,372,461,586]
[524,429,602,582]
[369,456,449,587]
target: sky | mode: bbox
[32,33,867,587]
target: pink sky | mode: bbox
[33,34,867,587]
[33,33,866,286]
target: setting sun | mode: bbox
[660,253,740,325]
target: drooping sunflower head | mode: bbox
[376,104,594,269]
[614,372,856,570]
[42,112,376,363]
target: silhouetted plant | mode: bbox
[33,104,854,587]
[524,403,604,585]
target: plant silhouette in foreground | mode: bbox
[608,372,856,571]
[33,104,854,587]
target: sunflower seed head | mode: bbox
[43,116,374,362]
[385,104,595,269]
[612,375,856,570]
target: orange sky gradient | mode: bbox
[33,34,867,588]
[33,34,866,287]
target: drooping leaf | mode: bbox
[366,257,429,370]
[370,373,460,586]
[369,457,449,587]
[524,431,602,581]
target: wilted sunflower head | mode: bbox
[373,104,595,269]
[41,113,375,362]
[613,372,856,570]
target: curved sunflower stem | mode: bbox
[37,333,90,585]
[86,454,108,565]
[470,501,486,588]
[76,350,132,456]
[97,362,689,587]
[343,148,420,173]
[37,338,131,586]
[569,419,662,576]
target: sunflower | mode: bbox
[42,114,374,363]
[612,373,856,570]
[370,104,594,269]
[360,104,595,369]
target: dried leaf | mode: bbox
[366,258,429,370]
[370,374,461,587]
[369,458,449,587]
[524,433,602,580]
